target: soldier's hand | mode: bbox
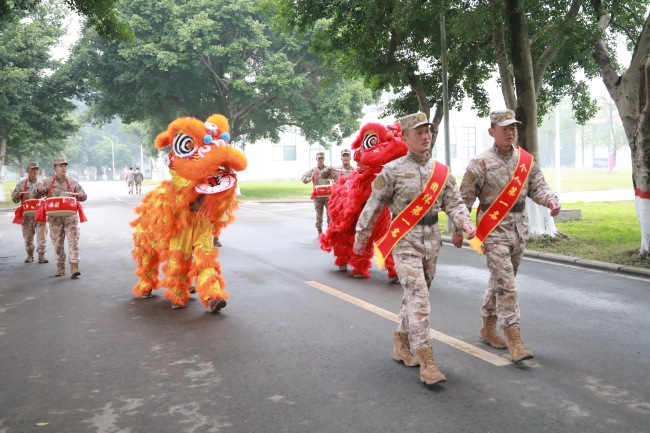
[12,192,20,201]
[462,222,476,239]
[77,192,87,201]
[548,200,561,217]
[451,232,464,248]
[352,240,366,256]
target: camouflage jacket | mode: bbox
[458,144,557,242]
[11,178,40,203]
[301,165,332,187]
[355,151,470,246]
[32,176,87,201]
[321,164,355,183]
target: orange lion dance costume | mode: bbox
[131,114,247,312]
[320,122,408,279]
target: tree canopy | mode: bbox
[67,0,373,148]
[0,0,80,171]
[0,0,132,40]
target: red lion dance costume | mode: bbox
[131,114,247,312]
[320,122,408,279]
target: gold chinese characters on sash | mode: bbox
[373,162,449,269]
[467,146,533,254]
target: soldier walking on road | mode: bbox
[33,157,88,278]
[452,109,561,362]
[301,152,332,235]
[133,167,144,194]
[126,167,134,194]
[353,112,476,385]
[11,162,49,264]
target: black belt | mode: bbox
[392,213,438,225]
[481,201,526,212]
[418,213,438,225]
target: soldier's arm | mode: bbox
[11,182,22,203]
[320,166,332,179]
[441,177,472,232]
[301,168,314,184]
[74,182,88,202]
[527,163,558,207]
[355,169,394,248]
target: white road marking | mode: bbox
[305,280,512,367]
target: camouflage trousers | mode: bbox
[482,240,525,329]
[48,215,81,265]
[313,197,330,232]
[392,225,441,350]
[21,215,48,256]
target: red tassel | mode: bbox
[77,202,88,223]
[34,203,46,222]
[12,207,23,224]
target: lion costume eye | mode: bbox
[362,132,378,149]
[172,133,197,158]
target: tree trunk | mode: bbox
[507,0,556,236]
[0,137,6,202]
[592,11,650,255]
[633,55,650,254]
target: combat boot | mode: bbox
[504,326,534,362]
[479,316,507,349]
[392,331,419,367]
[70,263,81,278]
[24,253,34,263]
[38,253,49,264]
[416,345,446,385]
[55,264,65,276]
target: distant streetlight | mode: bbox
[103,136,116,180]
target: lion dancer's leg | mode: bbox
[349,241,373,278]
[331,232,351,271]
[189,215,229,313]
[385,253,399,283]
[132,227,160,298]
[159,224,194,308]
[161,249,192,308]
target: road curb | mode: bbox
[440,236,650,280]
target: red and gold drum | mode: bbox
[313,185,332,198]
[22,199,44,216]
[45,197,77,217]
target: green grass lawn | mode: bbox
[438,201,648,269]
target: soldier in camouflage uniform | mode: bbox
[33,157,88,278]
[301,151,332,235]
[452,109,561,362]
[321,148,355,184]
[11,162,48,264]
[353,112,476,386]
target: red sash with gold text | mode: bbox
[467,146,533,254]
[374,161,449,269]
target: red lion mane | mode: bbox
[319,122,408,279]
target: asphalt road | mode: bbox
[0,181,648,433]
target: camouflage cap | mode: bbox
[316,152,325,158]
[398,112,432,131]
[53,157,68,165]
[489,109,521,127]
[340,148,351,156]
[26,161,39,169]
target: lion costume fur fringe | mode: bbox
[131,114,247,310]
[319,122,408,279]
